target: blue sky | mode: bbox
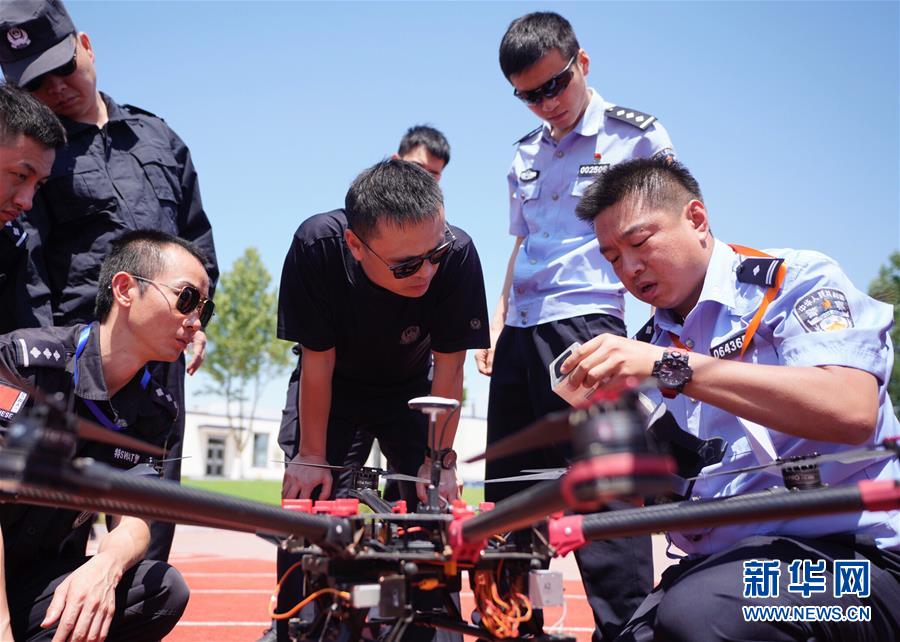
[63,1,899,419]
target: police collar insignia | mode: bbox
[793,288,854,333]
[0,381,28,422]
[6,28,30,50]
[519,168,539,182]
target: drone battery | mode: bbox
[528,570,564,607]
[351,584,381,609]
[379,575,406,617]
[549,342,598,407]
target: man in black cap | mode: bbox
[0,0,219,561]
[0,229,210,641]
[0,82,65,334]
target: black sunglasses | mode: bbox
[513,55,577,105]
[23,51,78,92]
[358,228,456,279]
[131,275,215,327]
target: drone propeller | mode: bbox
[688,441,900,482]
[276,461,430,484]
[21,384,166,457]
[383,472,431,484]
[465,408,572,464]
[465,390,661,465]
[483,468,567,484]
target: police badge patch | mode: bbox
[792,289,854,333]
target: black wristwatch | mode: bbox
[425,447,458,469]
[651,349,693,398]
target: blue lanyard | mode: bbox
[74,326,150,432]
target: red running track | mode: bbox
[164,556,595,642]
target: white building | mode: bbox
[181,407,488,483]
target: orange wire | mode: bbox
[267,561,350,620]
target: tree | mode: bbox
[202,248,293,476]
[868,251,900,417]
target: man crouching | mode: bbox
[0,229,214,641]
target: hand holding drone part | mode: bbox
[408,396,461,511]
[282,453,333,500]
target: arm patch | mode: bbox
[792,288,854,333]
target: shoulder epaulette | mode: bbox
[632,316,657,343]
[13,335,67,369]
[736,257,784,288]
[149,382,179,420]
[513,125,542,145]
[1,221,27,248]
[121,104,161,120]
[605,104,657,131]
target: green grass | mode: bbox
[183,478,485,507]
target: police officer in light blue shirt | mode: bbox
[566,157,900,641]
[475,12,676,642]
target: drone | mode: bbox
[0,384,898,642]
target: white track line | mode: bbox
[174,622,595,633]
[186,588,587,602]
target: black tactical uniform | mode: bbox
[18,93,219,560]
[0,322,189,641]
[0,220,28,334]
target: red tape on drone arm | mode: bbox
[548,514,586,556]
[858,480,900,511]
[448,502,486,563]
[560,453,676,511]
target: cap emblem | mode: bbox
[6,28,30,50]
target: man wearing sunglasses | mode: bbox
[0,229,212,641]
[271,126,454,516]
[278,158,487,505]
[0,0,218,562]
[476,11,677,642]
[271,159,487,642]
[0,83,65,334]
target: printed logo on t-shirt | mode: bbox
[400,325,421,345]
[470,318,482,330]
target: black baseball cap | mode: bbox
[0,0,76,88]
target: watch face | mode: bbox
[657,363,685,387]
[654,351,691,388]
[441,449,457,469]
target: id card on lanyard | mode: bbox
[74,326,150,432]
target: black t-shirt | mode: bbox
[276,210,490,398]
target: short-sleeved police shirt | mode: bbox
[506,90,675,327]
[641,239,900,555]
[276,210,490,398]
[0,323,177,573]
